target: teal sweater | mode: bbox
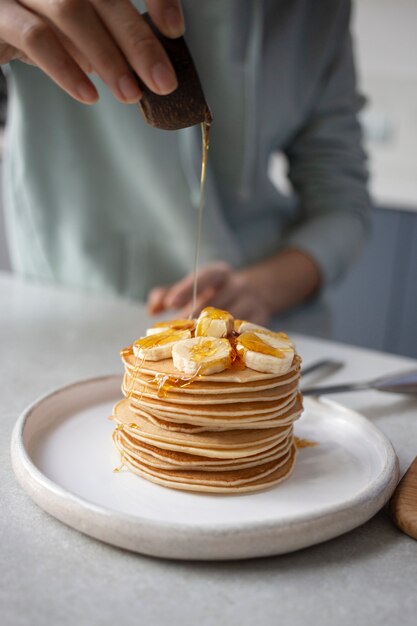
[3,0,370,304]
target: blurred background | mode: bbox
[0,0,416,357]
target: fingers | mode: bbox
[209,279,270,324]
[207,276,246,311]
[14,0,178,104]
[227,296,270,326]
[147,263,232,317]
[179,286,217,318]
[164,263,231,310]
[21,0,142,103]
[147,286,170,314]
[0,2,98,103]
[144,0,185,38]
[147,264,270,323]
[55,31,93,74]
[91,0,178,95]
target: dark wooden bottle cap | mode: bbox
[136,13,212,131]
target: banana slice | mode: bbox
[236,320,268,334]
[146,318,196,336]
[236,321,294,346]
[236,332,294,375]
[196,306,234,338]
[172,337,232,375]
[133,329,192,361]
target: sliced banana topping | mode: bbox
[172,337,232,376]
[196,306,234,338]
[133,329,192,361]
[236,332,294,375]
[146,318,196,336]
[236,321,268,334]
[236,321,294,346]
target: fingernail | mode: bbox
[77,81,98,104]
[164,6,185,37]
[151,62,177,94]
[118,74,141,102]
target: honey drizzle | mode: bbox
[190,118,211,318]
[237,332,287,359]
[121,331,188,400]
[113,455,126,473]
[294,437,318,449]
[120,346,147,399]
[149,319,195,332]
[228,333,246,370]
[151,371,201,398]
[134,329,190,351]
[112,431,126,472]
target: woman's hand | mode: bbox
[147,262,272,325]
[147,249,321,324]
[0,0,183,104]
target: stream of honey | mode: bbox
[117,118,211,402]
[190,118,211,318]
[120,116,288,399]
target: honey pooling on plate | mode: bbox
[294,437,318,449]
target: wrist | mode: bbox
[238,248,321,316]
[238,267,276,316]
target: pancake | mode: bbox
[122,349,301,384]
[130,407,300,431]
[113,398,293,449]
[129,365,301,395]
[128,408,292,433]
[112,318,302,493]
[134,390,298,417]
[122,448,292,486]
[123,372,299,403]
[129,393,302,428]
[117,425,291,459]
[113,429,292,471]
[119,444,297,493]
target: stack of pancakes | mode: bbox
[111,348,302,493]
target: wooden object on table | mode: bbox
[136,13,212,131]
[390,457,417,540]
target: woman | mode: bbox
[0,0,371,333]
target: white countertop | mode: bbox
[1,272,417,626]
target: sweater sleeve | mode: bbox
[283,1,372,285]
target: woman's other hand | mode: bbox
[147,262,272,326]
[147,249,321,325]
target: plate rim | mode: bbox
[10,375,400,557]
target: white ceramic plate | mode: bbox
[11,376,399,560]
